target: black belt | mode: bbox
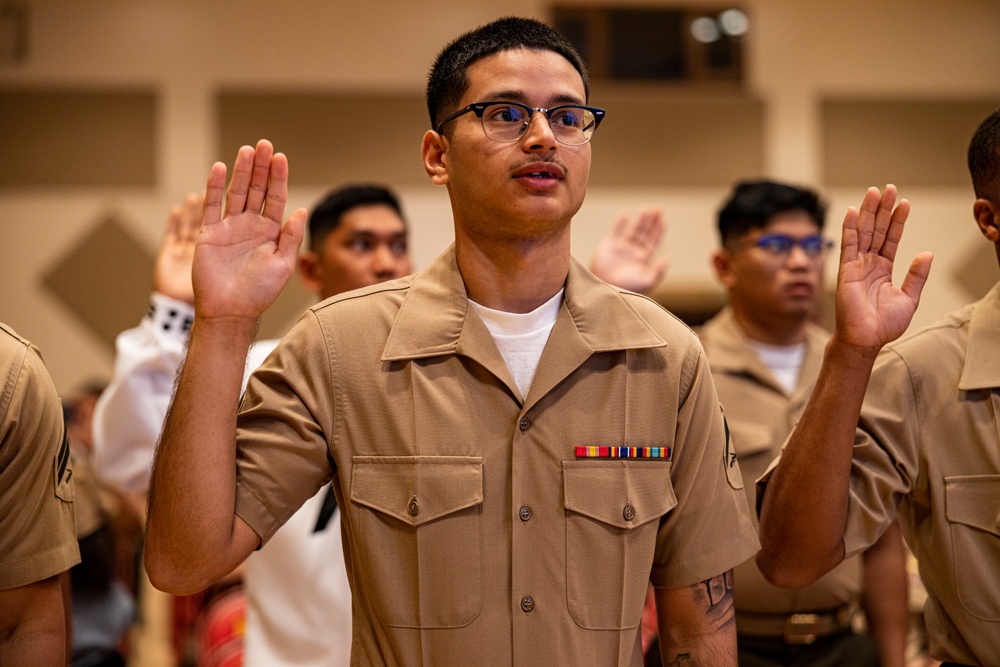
[736,604,855,645]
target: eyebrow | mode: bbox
[480,89,586,106]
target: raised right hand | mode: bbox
[589,207,669,295]
[833,185,933,352]
[193,139,306,323]
[154,192,201,304]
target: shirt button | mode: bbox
[519,418,529,432]
[519,506,532,522]
[408,497,419,517]
[623,504,635,522]
[520,596,534,613]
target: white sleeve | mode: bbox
[91,293,194,494]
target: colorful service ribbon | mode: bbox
[575,446,670,459]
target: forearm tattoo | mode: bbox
[661,571,736,666]
[700,570,735,629]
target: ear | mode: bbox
[973,198,1000,242]
[422,130,449,186]
[711,249,736,288]
[298,252,323,293]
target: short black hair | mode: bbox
[426,16,589,131]
[717,180,827,247]
[308,185,405,253]
[968,106,1000,201]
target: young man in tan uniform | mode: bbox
[700,181,907,666]
[143,17,759,666]
[757,109,1000,666]
[0,323,81,665]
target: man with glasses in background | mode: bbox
[695,181,908,667]
[143,17,759,666]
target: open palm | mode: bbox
[834,186,933,350]
[192,140,306,322]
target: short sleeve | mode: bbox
[0,330,81,589]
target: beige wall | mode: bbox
[2,0,999,393]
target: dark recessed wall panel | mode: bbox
[0,88,156,187]
[218,92,431,186]
[821,99,1000,188]
[588,86,764,186]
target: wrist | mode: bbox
[824,337,881,371]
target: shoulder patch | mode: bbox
[721,407,744,490]
[53,417,75,502]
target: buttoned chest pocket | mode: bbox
[350,456,484,628]
[563,461,677,630]
[944,474,1000,621]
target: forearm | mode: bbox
[655,572,737,666]
[144,316,259,594]
[0,575,67,667]
[757,339,879,586]
[862,521,909,667]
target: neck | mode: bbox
[731,307,810,347]
[455,230,571,313]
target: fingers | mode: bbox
[854,186,883,254]
[635,208,665,249]
[213,139,285,223]
[245,139,275,215]
[262,152,289,225]
[840,203,862,265]
[879,197,910,264]
[203,162,228,227]
[165,203,182,242]
[849,185,911,264]
[868,184,898,253]
[179,192,203,243]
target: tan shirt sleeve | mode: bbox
[649,344,760,589]
[234,312,337,545]
[0,330,81,589]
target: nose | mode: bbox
[520,112,557,151]
[372,244,399,276]
[785,243,813,268]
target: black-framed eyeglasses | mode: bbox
[731,233,834,258]
[435,101,605,146]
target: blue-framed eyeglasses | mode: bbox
[435,101,606,146]
[732,233,834,258]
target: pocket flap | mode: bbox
[945,475,1000,536]
[563,461,676,529]
[351,456,483,527]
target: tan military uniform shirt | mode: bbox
[699,309,863,620]
[848,282,1000,664]
[0,323,80,590]
[761,281,1000,665]
[234,248,759,667]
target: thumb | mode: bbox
[899,252,933,305]
[277,208,308,262]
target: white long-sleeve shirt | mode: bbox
[92,292,352,666]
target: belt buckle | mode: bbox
[783,613,820,645]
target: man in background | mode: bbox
[93,184,411,665]
[700,180,908,666]
[756,109,998,666]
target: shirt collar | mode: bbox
[959,280,1000,390]
[700,306,827,396]
[381,245,667,362]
